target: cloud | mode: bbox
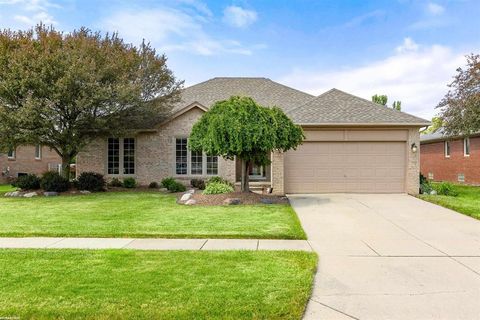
[0,0,58,27]
[222,5,257,28]
[342,10,386,28]
[426,2,445,15]
[100,5,261,56]
[279,38,469,119]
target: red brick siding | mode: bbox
[420,136,480,185]
[0,145,62,182]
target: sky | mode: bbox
[0,0,479,119]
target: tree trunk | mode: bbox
[240,159,250,193]
[61,156,71,180]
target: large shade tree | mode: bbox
[0,25,182,178]
[189,96,304,192]
[438,54,480,135]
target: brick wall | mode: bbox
[0,145,62,182]
[420,136,480,185]
[77,106,236,186]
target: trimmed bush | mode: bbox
[161,177,176,189]
[207,176,233,188]
[40,172,69,192]
[108,178,123,187]
[12,174,40,190]
[203,181,234,195]
[191,178,206,190]
[149,181,159,189]
[419,173,432,194]
[123,177,137,189]
[77,172,106,192]
[167,181,186,193]
[434,182,459,196]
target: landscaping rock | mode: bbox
[7,191,22,197]
[260,198,273,204]
[24,192,38,198]
[430,190,437,195]
[79,190,91,194]
[185,199,197,205]
[223,198,241,205]
[43,191,58,197]
[180,193,192,201]
[188,189,195,194]
[159,188,168,193]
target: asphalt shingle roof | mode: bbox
[288,88,430,125]
[171,78,430,126]
[174,77,315,113]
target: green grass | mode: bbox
[0,184,16,193]
[419,183,480,220]
[0,190,306,239]
[0,249,317,320]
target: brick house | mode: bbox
[420,129,480,185]
[0,145,63,183]
[76,77,430,195]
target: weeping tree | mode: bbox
[0,24,182,178]
[189,96,304,192]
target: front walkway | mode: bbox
[0,237,312,251]
[289,193,480,320]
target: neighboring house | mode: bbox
[77,77,430,194]
[0,145,63,183]
[420,129,480,185]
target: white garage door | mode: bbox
[285,141,406,193]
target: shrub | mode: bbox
[149,181,159,189]
[191,178,206,190]
[70,179,79,190]
[419,173,432,194]
[434,182,459,196]
[12,174,40,190]
[167,181,187,193]
[40,171,69,192]
[77,172,105,192]
[161,177,176,189]
[203,181,234,195]
[207,176,233,188]
[123,177,137,189]
[108,178,123,187]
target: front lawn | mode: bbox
[0,190,306,239]
[419,184,480,220]
[0,184,15,193]
[0,249,317,319]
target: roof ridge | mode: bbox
[287,88,337,114]
[265,78,316,98]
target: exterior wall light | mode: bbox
[411,143,418,153]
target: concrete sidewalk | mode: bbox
[0,237,313,251]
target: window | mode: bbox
[7,148,15,159]
[249,164,266,179]
[176,138,188,175]
[35,145,42,160]
[123,138,135,174]
[191,150,203,175]
[464,138,470,156]
[445,141,451,158]
[206,155,218,175]
[458,173,465,183]
[428,172,434,180]
[175,138,218,175]
[108,138,120,174]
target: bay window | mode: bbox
[175,137,218,175]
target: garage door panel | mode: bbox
[285,141,406,193]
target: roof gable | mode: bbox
[288,88,430,126]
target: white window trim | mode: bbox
[174,137,219,176]
[445,141,450,158]
[35,145,42,160]
[106,138,136,176]
[7,148,15,159]
[464,138,470,157]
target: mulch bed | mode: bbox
[189,191,289,206]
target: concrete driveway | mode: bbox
[289,194,480,320]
